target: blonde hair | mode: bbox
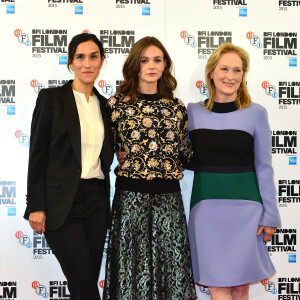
[205,43,251,110]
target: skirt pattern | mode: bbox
[103,189,196,300]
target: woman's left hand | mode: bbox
[116,150,126,163]
[257,225,277,242]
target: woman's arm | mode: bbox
[254,105,281,232]
[26,89,53,231]
[177,99,193,170]
[106,95,123,153]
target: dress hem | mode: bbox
[196,270,276,287]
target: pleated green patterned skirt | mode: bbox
[103,189,196,300]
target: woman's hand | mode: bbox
[116,150,126,163]
[29,211,46,233]
[256,225,277,242]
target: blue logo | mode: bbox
[35,84,45,94]
[18,134,29,146]
[289,157,297,165]
[288,254,296,263]
[289,58,297,67]
[8,207,16,216]
[59,56,67,65]
[17,132,29,147]
[75,6,83,14]
[184,35,197,48]
[142,7,150,15]
[102,84,114,97]
[200,84,209,97]
[265,281,277,294]
[247,32,263,49]
[239,8,247,17]
[264,83,278,98]
[7,106,15,115]
[17,31,32,47]
[180,31,197,48]
[6,5,15,14]
[35,284,49,298]
[19,234,33,248]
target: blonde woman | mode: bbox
[188,43,281,300]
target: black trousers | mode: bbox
[45,178,108,300]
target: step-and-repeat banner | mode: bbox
[0,0,299,299]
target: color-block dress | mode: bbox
[187,100,281,287]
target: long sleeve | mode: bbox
[106,94,188,180]
[178,100,192,170]
[254,106,281,227]
[106,95,123,153]
[26,89,53,213]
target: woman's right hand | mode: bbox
[257,225,277,242]
[116,150,126,163]
[29,211,46,233]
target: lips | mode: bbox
[224,82,234,87]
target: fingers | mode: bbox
[256,225,264,236]
[257,225,277,242]
[29,211,46,233]
[263,233,272,242]
[41,217,46,232]
[29,219,43,232]
[263,226,277,242]
[116,150,126,163]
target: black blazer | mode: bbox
[24,80,114,230]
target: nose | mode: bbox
[227,69,234,80]
[83,57,91,68]
[148,59,155,69]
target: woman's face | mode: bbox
[210,52,243,101]
[138,45,166,90]
[69,40,103,87]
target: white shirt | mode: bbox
[73,90,105,179]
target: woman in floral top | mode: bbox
[103,36,196,300]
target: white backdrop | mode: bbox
[0,0,299,299]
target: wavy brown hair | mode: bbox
[116,36,177,102]
[205,43,251,110]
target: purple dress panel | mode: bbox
[187,101,281,287]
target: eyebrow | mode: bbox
[140,55,163,59]
[75,51,99,56]
[219,65,242,68]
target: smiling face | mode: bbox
[210,52,243,102]
[69,40,103,89]
[138,45,166,93]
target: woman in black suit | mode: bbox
[24,33,113,300]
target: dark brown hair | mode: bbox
[116,36,177,102]
[67,33,105,71]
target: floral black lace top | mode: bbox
[107,93,192,180]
